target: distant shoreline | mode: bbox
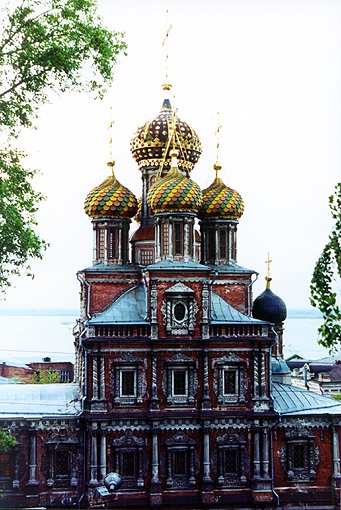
[0,308,323,319]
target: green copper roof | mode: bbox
[88,285,148,325]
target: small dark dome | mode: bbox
[252,282,287,323]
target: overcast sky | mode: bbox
[1,0,340,311]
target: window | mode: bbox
[121,451,137,477]
[217,434,247,487]
[120,370,136,397]
[112,354,146,406]
[280,433,320,482]
[174,302,186,321]
[172,369,188,396]
[46,445,77,489]
[165,434,196,488]
[174,222,183,255]
[223,369,237,395]
[140,249,154,266]
[223,449,238,474]
[215,354,247,406]
[173,449,188,476]
[164,353,198,406]
[55,451,69,478]
[292,444,306,469]
[207,229,215,261]
[112,432,145,489]
[60,370,70,383]
[161,282,198,336]
[219,229,227,259]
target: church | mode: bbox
[1,82,341,509]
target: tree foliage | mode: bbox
[0,148,47,289]
[0,0,127,290]
[310,183,341,350]
[0,428,16,452]
[0,0,127,131]
[28,366,61,383]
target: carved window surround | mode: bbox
[165,433,197,488]
[111,353,146,406]
[161,282,199,336]
[214,353,247,406]
[111,431,145,489]
[216,433,248,487]
[163,353,198,406]
[279,429,320,482]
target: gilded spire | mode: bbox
[265,252,272,289]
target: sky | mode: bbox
[1,0,341,312]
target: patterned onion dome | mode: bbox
[147,149,202,214]
[130,84,202,174]
[84,161,138,219]
[198,162,244,220]
[133,197,142,224]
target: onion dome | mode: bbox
[130,84,202,174]
[252,277,287,323]
[198,162,244,220]
[133,197,142,224]
[147,149,202,214]
[84,161,138,219]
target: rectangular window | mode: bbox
[219,230,227,259]
[121,451,137,477]
[222,449,238,475]
[60,370,70,383]
[120,370,136,397]
[173,450,188,476]
[172,369,188,396]
[207,229,215,260]
[293,444,306,469]
[174,222,183,255]
[223,369,237,395]
[55,450,69,477]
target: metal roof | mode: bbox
[211,292,268,324]
[0,383,81,418]
[89,285,148,325]
[272,381,341,416]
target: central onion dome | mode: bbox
[198,162,244,220]
[130,84,202,175]
[84,161,138,219]
[147,149,202,214]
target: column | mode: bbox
[203,428,212,483]
[99,355,105,400]
[262,428,270,479]
[92,356,98,400]
[27,431,38,485]
[99,431,106,483]
[253,429,260,479]
[332,426,341,484]
[90,430,98,485]
[260,352,266,397]
[151,429,161,485]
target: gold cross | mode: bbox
[162,10,173,83]
[108,106,114,162]
[265,252,272,278]
[215,111,222,163]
